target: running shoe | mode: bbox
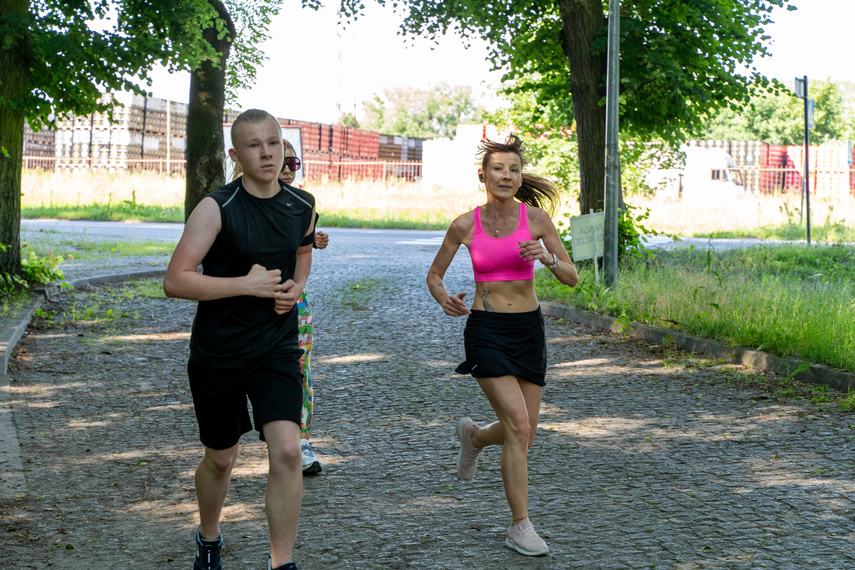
[456,417,482,481]
[194,529,223,570]
[301,440,323,475]
[268,557,298,570]
[505,518,549,556]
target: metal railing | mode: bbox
[23,156,186,173]
[727,166,855,195]
[22,156,423,181]
[303,160,421,182]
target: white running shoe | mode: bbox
[505,517,549,556]
[300,440,323,475]
[456,417,482,481]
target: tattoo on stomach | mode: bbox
[481,290,494,312]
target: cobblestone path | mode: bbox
[2,231,855,569]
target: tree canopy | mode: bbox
[0,0,233,276]
[705,79,849,145]
[359,83,481,138]
[339,0,795,213]
[7,0,225,129]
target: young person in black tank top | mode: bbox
[238,140,330,475]
[427,135,578,557]
[164,109,314,570]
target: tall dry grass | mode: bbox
[626,191,855,236]
[22,169,185,207]
[21,169,854,234]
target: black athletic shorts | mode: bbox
[455,307,547,386]
[188,344,303,450]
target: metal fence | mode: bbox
[22,156,185,174]
[22,156,422,182]
[303,160,421,182]
[727,166,855,195]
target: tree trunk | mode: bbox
[0,0,31,276]
[184,0,235,221]
[557,0,610,214]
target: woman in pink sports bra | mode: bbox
[427,135,578,557]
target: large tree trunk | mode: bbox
[184,0,235,221]
[0,0,31,276]
[557,0,613,214]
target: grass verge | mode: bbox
[22,203,451,230]
[536,243,855,375]
[22,236,176,261]
[22,203,184,223]
[697,219,855,242]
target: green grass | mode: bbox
[696,218,855,242]
[22,202,184,223]
[120,278,167,299]
[22,237,177,261]
[536,244,855,374]
[317,210,452,230]
[22,203,451,230]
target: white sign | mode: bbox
[569,212,605,262]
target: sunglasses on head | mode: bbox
[282,157,301,172]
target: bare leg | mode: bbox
[475,375,543,523]
[195,445,239,540]
[262,420,303,567]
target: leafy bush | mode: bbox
[20,244,65,285]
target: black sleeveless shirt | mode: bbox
[189,178,315,366]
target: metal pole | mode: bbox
[803,76,811,245]
[603,0,620,286]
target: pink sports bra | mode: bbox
[470,202,535,282]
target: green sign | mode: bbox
[569,212,604,262]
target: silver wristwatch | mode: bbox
[546,253,560,269]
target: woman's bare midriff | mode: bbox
[471,279,539,313]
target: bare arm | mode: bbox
[426,216,471,317]
[520,208,579,288]
[163,197,284,301]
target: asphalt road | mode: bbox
[21,219,789,253]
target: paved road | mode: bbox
[5,221,854,568]
[21,219,449,247]
[22,218,802,258]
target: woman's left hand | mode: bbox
[518,240,551,265]
[315,231,329,250]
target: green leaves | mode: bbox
[361,83,481,139]
[13,0,226,129]
[705,79,849,145]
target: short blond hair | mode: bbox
[230,109,281,148]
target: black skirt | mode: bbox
[455,307,547,386]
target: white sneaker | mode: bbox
[456,417,482,481]
[505,518,549,556]
[300,440,323,475]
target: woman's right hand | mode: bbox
[441,292,470,317]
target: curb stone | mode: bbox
[0,296,42,500]
[0,269,166,501]
[541,301,855,393]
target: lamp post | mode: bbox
[603,0,620,285]
[794,76,812,245]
